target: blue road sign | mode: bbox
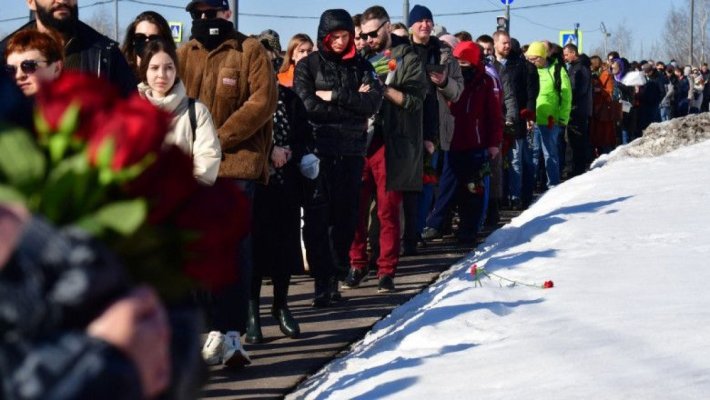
[559,30,584,52]
[501,0,514,4]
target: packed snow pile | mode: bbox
[288,123,710,399]
[592,112,710,168]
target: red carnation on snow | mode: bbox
[543,280,554,289]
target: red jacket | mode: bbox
[449,72,503,152]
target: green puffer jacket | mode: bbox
[376,38,428,192]
[535,60,572,126]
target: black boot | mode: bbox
[272,275,300,338]
[312,277,331,308]
[245,299,263,344]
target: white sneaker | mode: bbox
[222,331,251,368]
[201,331,224,366]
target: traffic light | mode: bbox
[496,16,509,33]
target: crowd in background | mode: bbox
[1,0,709,398]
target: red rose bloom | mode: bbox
[34,72,120,139]
[87,94,172,171]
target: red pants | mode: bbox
[349,146,402,277]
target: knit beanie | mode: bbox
[525,41,547,59]
[438,34,459,50]
[453,41,481,67]
[408,5,433,27]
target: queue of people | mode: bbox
[2,1,708,398]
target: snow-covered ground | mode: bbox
[288,119,710,399]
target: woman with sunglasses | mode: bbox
[4,29,63,97]
[138,39,221,186]
[121,11,175,79]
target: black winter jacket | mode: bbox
[0,21,136,96]
[293,9,383,156]
[567,55,593,121]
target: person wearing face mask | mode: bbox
[0,0,136,96]
[177,0,277,369]
[425,41,502,244]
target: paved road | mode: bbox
[200,213,516,399]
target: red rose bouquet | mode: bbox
[0,72,248,303]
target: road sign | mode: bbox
[501,0,514,4]
[559,30,583,53]
[169,22,183,43]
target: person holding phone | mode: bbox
[407,5,464,248]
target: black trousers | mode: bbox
[302,155,364,280]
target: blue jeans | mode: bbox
[508,135,538,204]
[425,151,458,231]
[659,106,671,122]
[536,125,561,187]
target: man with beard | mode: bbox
[342,5,427,293]
[177,0,277,369]
[0,0,136,95]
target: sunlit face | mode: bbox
[354,26,366,51]
[146,51,176,98]
[6,49,62,96]
[527,55,546,69]
[563,48,577,63]
[361,18,389,53]
[328,30,350,54]
[411,19,433,43]
[494,34,511,58]
[478,41,494,57]
[134,20,161,66]
[292,41,313,65]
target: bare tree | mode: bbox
[662,0,710,65]
[84,7,114,39]
[609,19,634,60]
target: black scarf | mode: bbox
[191,19,234,51]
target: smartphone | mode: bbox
[426,64,446,74]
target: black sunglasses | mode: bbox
[133,33,162,44]
[4,59,49,76]
[359,20,388,40]
[190,9,219,20]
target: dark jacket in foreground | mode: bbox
[375,37,428,192]
[0,21,136,96]
[0,218,141,400]
[293,9,383,157]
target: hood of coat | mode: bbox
[138,80,186,114]
[317,9,356,60]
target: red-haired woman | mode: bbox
[4,29,63,97]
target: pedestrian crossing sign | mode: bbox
[169,22,183,44]
[559,30,583,53]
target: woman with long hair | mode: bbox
[138,39,221,186]
[121,11,175,79]
[277,33,314,87]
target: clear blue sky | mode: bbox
[0,0,674,61]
